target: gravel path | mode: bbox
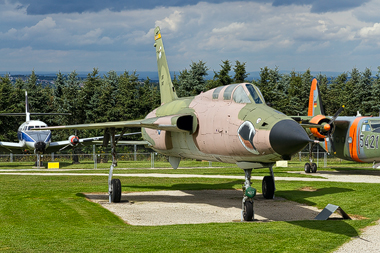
[2,170,380,183]
[85,190,341,226]
[334,220,380,252]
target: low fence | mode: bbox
[295,152,332,168]
[0,151,338,168]
[0,152,170,168]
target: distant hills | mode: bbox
[0,70,346,82]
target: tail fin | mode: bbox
[25,91,30,122]
[0,91,70,120]
[154,26,178,104]
[308,78,325,116]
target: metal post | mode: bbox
[324,152,327,167]
[108,164,114,203]
[317,144,319,167]
[151,152,154,168]
[93,145,97,169]
[134,144,137,161]
[37,154,40,169]
[299,152,301,162]
[51,152,54,162]
[10,153,13,163]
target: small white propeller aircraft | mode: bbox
[0,91,103,154]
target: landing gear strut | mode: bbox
[241,164,276,221]
[242,169,256,221]
[305,143,317,173]
[108,128,122,203]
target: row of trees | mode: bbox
[0,61,380,149]
[0,69,160,146]
[255,66,380,117]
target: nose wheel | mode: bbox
[243,200,253,221]
[242,169,256,221]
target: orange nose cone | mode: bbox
[323,124,331,132]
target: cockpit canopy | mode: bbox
[212,83,265,104]
[19,121,48,131]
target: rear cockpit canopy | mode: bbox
[212,83,265,104]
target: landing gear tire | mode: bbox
[243,200,253,221]
[262,176,275,199]
[110,179,121,203]
[304,163,311,173]
[311,163,317,173]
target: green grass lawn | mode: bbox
[0,168,379,252]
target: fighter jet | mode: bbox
[36,27,314,221]
[0,91,104,155]
[293,78,380,172]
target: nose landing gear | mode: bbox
[241,164,276,221]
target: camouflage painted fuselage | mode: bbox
[142,82,308,166]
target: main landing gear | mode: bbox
[304,143,317,173]
[107,128,122,203]
[304,162,317,173]
[242,164,276,221]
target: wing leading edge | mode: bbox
[35,114,198,134]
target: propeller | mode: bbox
[326,105,344,154]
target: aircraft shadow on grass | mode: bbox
[288,219,358,237]
[275,187,354,206]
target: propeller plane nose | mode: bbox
[34,141,46,153]
[269,119,311,159]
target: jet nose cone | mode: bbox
[269,119,310,158]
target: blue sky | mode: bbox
[0,0,380,75]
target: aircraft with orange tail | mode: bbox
[293,78,380,172]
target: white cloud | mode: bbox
[358,23,380,38]
[0,1,380,73]
[155,10,183,32]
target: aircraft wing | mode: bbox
[290,116,327,129]
[0,141,24,153]
[46,133,149,152]
[91,140,150,145]
[46,136,105,153]
[37,114,197,134]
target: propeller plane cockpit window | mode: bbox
[362,120,380,133]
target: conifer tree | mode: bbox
[213,60,232,87]
[233,60,249,83]
[177,60,209,97]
